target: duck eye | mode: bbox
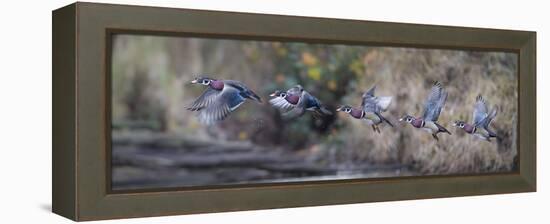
[345,108,351,113]
[407,118,412,122]
[281,93,286,97]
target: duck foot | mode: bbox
[371,125,381,133]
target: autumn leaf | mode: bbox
[349,59,365,76]
[307,67,322,80]
[301,52,318,66]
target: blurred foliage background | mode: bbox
[111,34,518,189]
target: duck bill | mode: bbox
[269,92,277,97]
[335,107,342,112]
[191,80,198,84]
[398,118,404,122]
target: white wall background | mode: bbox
[0,0,547,223]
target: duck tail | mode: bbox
[319,106,333,116]
[254,92,263,103]
[376,112,393,127]
[435,122,451,135]
[247,91,262,103]
[487,128,499,139]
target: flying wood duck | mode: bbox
[336,85,393,133]
[269,85,332,119]
[187,76,261,124]
[453,95,498,141]
[400,81,451,141]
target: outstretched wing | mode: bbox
[363,97,392,113]
[187,87,220,111]
[362,85,376,101]
[361,86,392,112]
[422,82,447,121]
[269,97,295,110]
[473,95,489,126]
[374,96,392,112]
[479,106,498,128]
[362,97,380,113]
[197,86,244,125]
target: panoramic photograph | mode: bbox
[110,34,518,190]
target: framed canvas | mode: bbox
[52,2,536,221]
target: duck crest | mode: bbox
[209,80,224,90]
[350,108,364,119]
[286,94,300,105]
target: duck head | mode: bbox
[337,105,364,119]
[400,115,426,128]
[191,77,214,85]
[336,105,353,113]
[453,120,466,129]
[269,90,287,98]
[191,77,224,90]
[399,115,415,124]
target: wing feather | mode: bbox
[376,96,392,111]
[361,86,392,112]
[187,87,220,111]
[478,106,498,128]
[269,97,295,111]
[362,97,380,113]
[362,85,376,100]
[197,86,244,125]
[422,82,447,121]
[473,95,489,126]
